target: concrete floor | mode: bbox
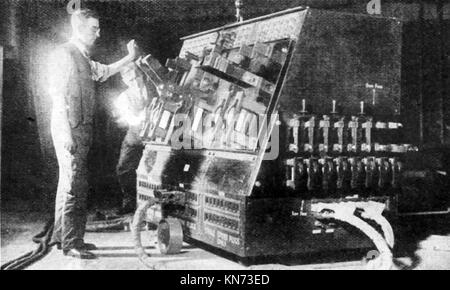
[1,210,449,270]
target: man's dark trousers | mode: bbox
[116,126,143,210]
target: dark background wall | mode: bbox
[0,0,449,211]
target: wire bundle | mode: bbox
[312,201,395,270]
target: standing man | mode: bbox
[48,8,138,259]
[114,61,159,215]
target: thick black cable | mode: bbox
[1,218,55,270]
[1,214,132,270]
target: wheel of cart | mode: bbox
[132,199,184,268]
[157,218,183,255]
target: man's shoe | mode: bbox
[81,243,97,251]
[63,248,96,259]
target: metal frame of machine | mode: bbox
[134,7,411,263]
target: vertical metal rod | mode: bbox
[0,45,3,191]
[419,1,425,145]
[437,0,446,144]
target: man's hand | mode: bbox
[127,40,139,61]
[64,137,77,154]
[102,40,140,79]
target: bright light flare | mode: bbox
[113,91,146,127]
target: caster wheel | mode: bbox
[157,218,183,255]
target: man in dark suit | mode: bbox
[48,8,138,259]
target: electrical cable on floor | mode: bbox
[1,212,133,270]
[85,214,132,232]
[312,201,395,270]
[357,201,395,249]
[2,198,396,270]
[1,218,55,270]
[131,199,158,269]
[131,190,185,269]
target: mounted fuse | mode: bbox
[288,115,300,153]
[285,158,297,190]
[362,117,373,153]
[347,116,361,153]
[297,99,311,154]
[332,116,345,153]
[304,116,316,153]
[319,115,331,153]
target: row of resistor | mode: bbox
[284,156,403,198]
